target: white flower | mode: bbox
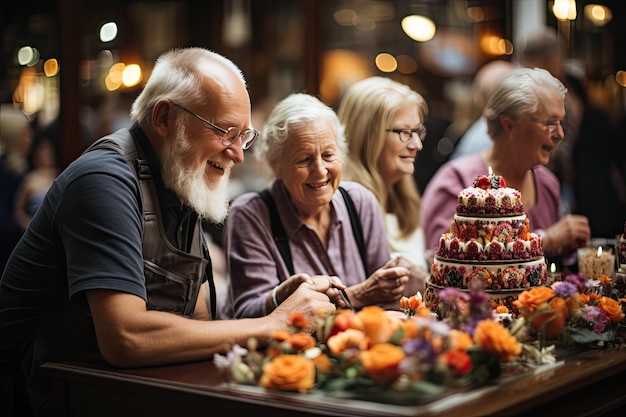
[213,353,231,369]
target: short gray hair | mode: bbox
[483,67,567,138]
[130,47,246,125]
[254,93,346,176]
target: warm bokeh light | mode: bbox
[333,8,357,26]
[43,59,59,77]
[108,62,125,84]
[375,53,397,73]
[584,4,612,26]
[353,14,376,31]
[99,22,118,42]
[319,49,373,104]
[553,0,577,21]
[615,70,626,87]
[466,6,485,23]
[401,15,436,42]
[17,46,40,67]
[480,35,514,56]
[122,64,142,87]
[396,54,418,74]
[105,73,122,91]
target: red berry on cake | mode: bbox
[474,175,491,189]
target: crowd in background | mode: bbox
[2,27,626,277]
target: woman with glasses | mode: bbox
[421,67,590,265]
[337,76,429,296]
[223,93,411,319]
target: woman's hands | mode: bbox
[267,274,350,313]
[347,258,410,310]
[393,255,427,295]
[542,214,591,256]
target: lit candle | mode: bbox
[488,166,493,176]
[579,246,615,278]
[548,262,561,284]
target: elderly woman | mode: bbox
[421,67,590,265]
[338,76,428,295]
[224,93,410,318]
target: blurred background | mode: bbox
[1,0,625,198]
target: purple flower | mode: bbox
[579,305,610,334]
[438,288,470,305]
[553,281,578,299]
[564,273,588,292]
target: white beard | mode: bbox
[161,124,231,223]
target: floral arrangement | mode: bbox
[511,273,625,346]
[213,275,625,405]
[216,287,529,404]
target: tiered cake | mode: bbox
[426,173,548,314]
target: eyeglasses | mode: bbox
[531,117,565,136]
[385,125,426,142]
[169,100,259,150]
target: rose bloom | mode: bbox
[357,306,400,344]
[473,319,522,361]
[513,287,556,317]
[326,328,369,355]
[530,297,568,339]
[260,355,315,392]
[287,332,317,352]
[441,348,472,376]
[272,330,291,342]
[599,296,625,323]
[359,343,405,385]
[448,329,474,350]
[311,352,332,373]
[326,310,364,339]
[290,312,309,330]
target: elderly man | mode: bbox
[0,47,339,417]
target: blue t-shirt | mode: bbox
[0,139,146,361]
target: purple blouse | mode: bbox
[224,180,391,318]
[420,154,561,256]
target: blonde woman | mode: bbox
[338,77,428,294]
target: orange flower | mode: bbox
[448,329,474,350]
[442,349,472,376]
[326,310,363,339]
[473,319,522,361]
[290,312,309,330]
[286,332,317,352]
[598,275,612,284]
[398,318,417,340]
[543,297,568,338]
[326,328,368,355]
[513,287,555,317]
[599,296,625,323]
[312,352,332,373]
[357,306,400,344]
[359,343,405,385]
[495,305,509,314]
[400,294,427,313]
[272,330,291,342]
[260,355,315,392]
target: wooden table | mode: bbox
[43,345,626,417]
